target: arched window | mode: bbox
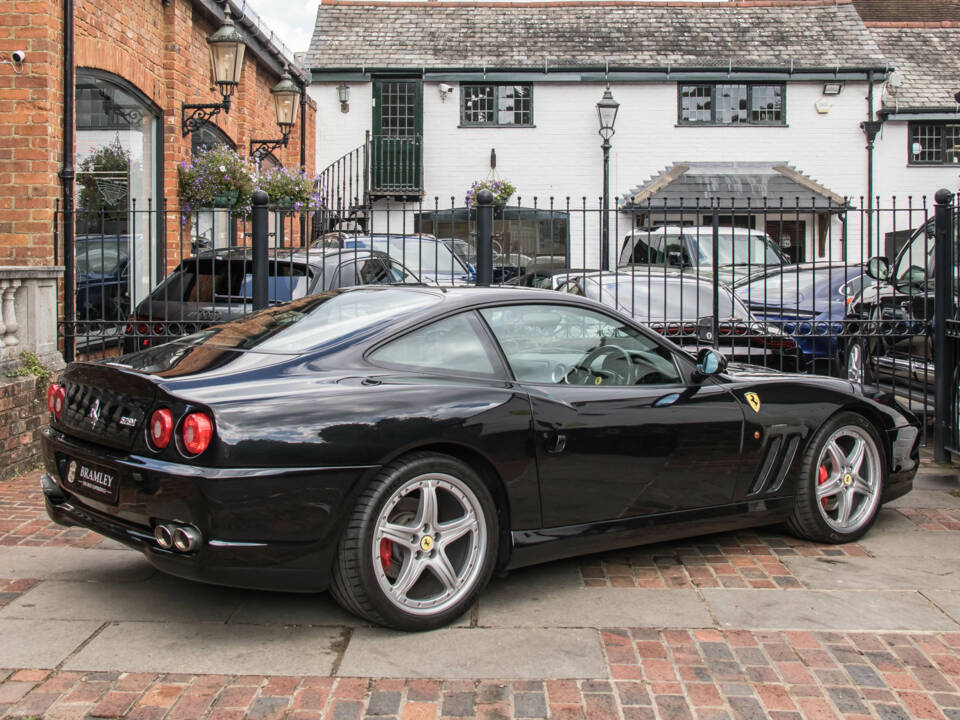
[190,123,235,156]
[75,69,162,314]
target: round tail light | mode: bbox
[47,384,65,420]
[149,408,174,449]
[181,412,213,456]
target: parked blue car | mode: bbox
[734,263,877,374]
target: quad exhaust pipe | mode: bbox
[153,522,202,553]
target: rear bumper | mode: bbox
[41,427,377,592]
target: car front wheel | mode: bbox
[787,412,885,543]
[330,452,497,630]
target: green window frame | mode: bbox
[461,84,533,127]
[678,83,785,126]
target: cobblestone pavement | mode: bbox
[2,457,960,720]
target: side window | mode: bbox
[387,260,417,283]
[370,312,500,378]
[480,304,682,386]
[335,261,360,288]
[358,258,391,285]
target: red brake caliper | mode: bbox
[379,538,393,572]
[818,465,829,507]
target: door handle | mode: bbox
[545,433,567,454]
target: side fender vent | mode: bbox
[748,435,782,495]
[748,426,806,496]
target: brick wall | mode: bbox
[0,0,317,269]
[0,1,63,266]
[0,374,49,481]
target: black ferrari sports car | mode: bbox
[41,286,920,630]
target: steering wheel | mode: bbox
[564,344,633,385]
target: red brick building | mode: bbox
[0,0,317,268]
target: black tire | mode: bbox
[330,451,498,630]
[843,337,874,385]
[787,411,886,544]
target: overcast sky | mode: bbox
[244,0,319,55]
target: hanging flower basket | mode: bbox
[178,145,255,216]
[465,178,516,209]
[256,167,324,212]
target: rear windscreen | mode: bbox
[160,287,442,354]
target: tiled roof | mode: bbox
[620,162,847,209]
[870,27,960,109]
[303,1,886,71]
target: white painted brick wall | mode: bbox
[311,80,938,266]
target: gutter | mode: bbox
[307,64,890,83]
[58,0,75,363]
[878,106,960,117]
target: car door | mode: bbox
[478,302,745,526]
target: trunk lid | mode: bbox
[55,362,159,451]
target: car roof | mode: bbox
[184,247,395,269]
[624,226,769,236]
[568,268,721,288]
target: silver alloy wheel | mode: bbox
[846,344,864,383]
[372,472,486,616]
[814,425,882,533]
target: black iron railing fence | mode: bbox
[54,191,959,458]
[316,132,424,215]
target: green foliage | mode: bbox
[256,167,324,211]
[5,351,54,383]
[178,145,256,213]
[465,178,517,208]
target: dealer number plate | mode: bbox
[63,459,120,505]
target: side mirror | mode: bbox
[695,347,728,380]
[696,316,715,344]
[668,250,686,267]
[865,256,890,281]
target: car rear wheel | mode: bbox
[844,339,874,386]
[787,412,885,544]
[330,452,497,630]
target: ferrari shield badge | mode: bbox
[745,392,761,413]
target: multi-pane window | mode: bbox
[461,84,532,126]
[679,83,784,125]
[909,123,960,164]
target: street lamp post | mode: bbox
[596,86,619,271]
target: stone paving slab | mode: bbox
[0,619,102,668]
[63,621,343,675]
[858,520,960,557]
[0,576,243,623]
[888,488,960,508]
[338,628,607,678]
[923,589,960,626]
[0,545,152,583]
[480,579,713,628]
[703,588,960,631]
[784,554,960,590]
